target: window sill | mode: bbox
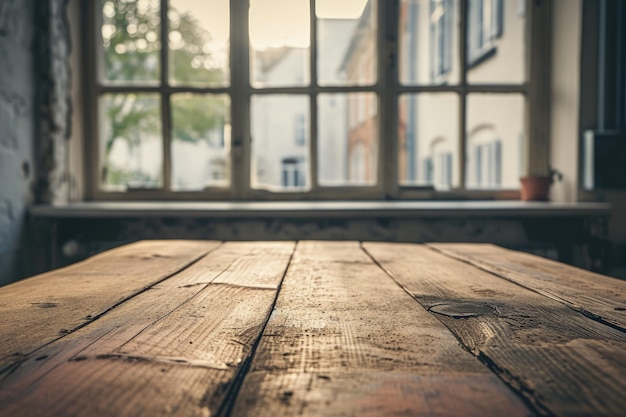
[29,200,611,219]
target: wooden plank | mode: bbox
[428,243,626,331]
[365,242,626,417]
[230,241,530,417]
[0,241,295,417]
[0,240,220,368]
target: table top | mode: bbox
[0,240,624,417]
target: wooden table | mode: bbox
[0,241,624,417]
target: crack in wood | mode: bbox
[211,243,298,417]
[475,351,558,417]
[71,353,232,370]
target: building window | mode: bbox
[294,114,306,146]
[468,0,504,66]
[89,0,539,200]
[423,157,433,183]
[471,141,502,188]
[436,152,453,188]
[430,0,454,79]
[281,157,306,188]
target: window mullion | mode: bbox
[309,0,319,193]
[160,0,172,191]
[526,0,550,177]
[381,0,396,198]
[231,0,250,199]
[458,0,468,191]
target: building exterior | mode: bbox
[395,0,526,190]
[251,19,357,190]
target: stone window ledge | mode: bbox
[29,201,611,219]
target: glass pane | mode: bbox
[317,0,377,86]
[249,0,310,87]
[169,0,229,86]
[171,94,230,190]
[99,0,161,84]
[319,93,378,186]
[99,94,162,190]
[467,0,526,84]
[251,95,310,191]
[466,93,524,189]
[398,93,459,189]
[399,0,460,85]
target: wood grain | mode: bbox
[365,242,626,417]
[0,241,295,417]
[428,243,626,331]
[230,241,531,417]
[0,240,221,369]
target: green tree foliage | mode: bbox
[101,0,227,185]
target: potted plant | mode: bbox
[520,166,563,201]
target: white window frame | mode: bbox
[85,0,549,201]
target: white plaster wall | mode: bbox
[549,0,581,202]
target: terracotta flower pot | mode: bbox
[520,176,552,201]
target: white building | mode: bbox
[251,19,357,190]
[398,0,526,190]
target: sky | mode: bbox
[171,0,370,50]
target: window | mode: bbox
[281,157,306,188]
[89,0,541,200]
[430,0,454,79]
[294,114,306,146]
[468,0,503,66]
[470,140,502,188]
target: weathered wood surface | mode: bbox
[429,243,626,331]
[0,240,220,369]
[0,241,295,417]
[1,240,625,417]
[230,241,531,417]
[364,242,626,417]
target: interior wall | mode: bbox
[0,0,72,285]
[549,0,581,203]
[0,0,37,285]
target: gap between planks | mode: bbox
[0,240,223,372]
[228,241,531,417]
[427,243,626,333]
[363,242,626,417]
[0,241,296,417]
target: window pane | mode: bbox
[319,93,378,186]
[466,93,524,189]
[399,0,460,85]
[251,95,309,191]
[398,93,459,189]
[317,0,377,86]
[99,0,161,84]
[250,0,310,87]
[99,94,162,189]
[467,0,526,84]
[168,0,229,86]
[171,94,230,190]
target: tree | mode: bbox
[100,0,227,186]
